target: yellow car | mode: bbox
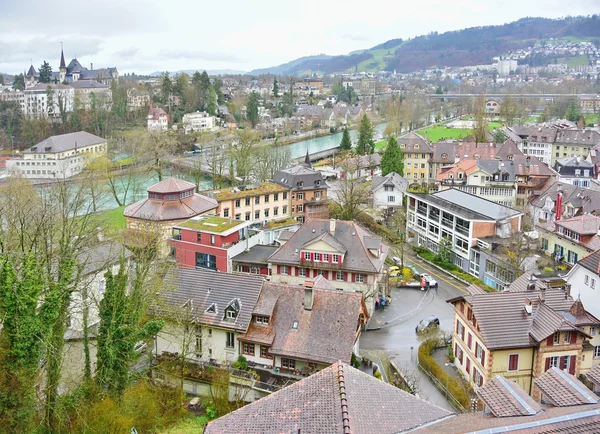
[388,266,401,277]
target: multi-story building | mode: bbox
[23,83,74,118]
[147,106,169,132]
[370,172,408,210]
[204,182,292,224]
[429,141,498,181]
[580,95,600,113]
[485,99,501,115]
[406,188,523,274]
[170,215,262,273]
[127,88,151,111]
[537,214,600,265]
[512,126,557,166]
[273,156,328,223]
[268,218,388,311]
[6,131,107,179]
[552,129,600,165]
[448,284,600,396]
[0,89,25,113]
[397,132,433,185]
[237,281,367,374]
[70,80,112,109]
[529,182,600,226]
[182,111,216,133]
[554,156,594,188]
[154,268,265,365]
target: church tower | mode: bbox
[59,43,67,83]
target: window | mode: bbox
[235,199,241,207]
[264,209,269,218]
[323,254,329,262]
[261,346,272,359]
[563,332,570,343]
[388,196,395,203]
[593,279,596,289]
[255,211,260,220]
[304,252,310,260]
[281,265,289,275]
[333,255,339,263]
[283,206,288,214]
[274,207,279,216]
[245,198,251,206]
[226,310,237,320]
[467,333,472,349]
[223,208,230,217]
[336,271,344,281]
[256,315,269,325]
[591,327,596,336]
[226,332,235,348]
[255,196,260,204]
[283,192,288,200]
[553,332,560,344]
[595,346,600,359]
[196,252,217,270]
[235,214,241,220]
[314,253,321,261]
[508,354,519,371]
[242,343,255,355]
[299,268,307,277]
[264,194,269,203]
[384,185,393,192]
[586,275,590,285]
[355,274,364,283]
[245,212,251,221]
[274,193,279,201]
[195,328,202,355]
[297,204,304,212]
[298,193,304,200]
[282,358,296,369]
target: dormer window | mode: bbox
[304,251,310,260]
[205,303,217,314]
[255,315,269,325]
[292,320,299,330]
[226,310,237,320]
[297,181,303,188]
[223,298,241,322]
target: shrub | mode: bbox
[374,371,383,380]
[231,355,248,371]
[543,267,554,273]
[418,340,472,411]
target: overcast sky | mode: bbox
[1,0,598,75]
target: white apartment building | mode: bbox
[23,83,74,118]
[182,111,216,134]
[6,131,107,179]
[147,107,169,132]
[0,90,26,113]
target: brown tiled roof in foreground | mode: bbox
[477,376,542,418]
[204,362,453,434]
[586,364,600,388]
[535,367,598,407]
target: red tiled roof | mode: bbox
[586,364,600,387]
[477,376,542,418]
[123,193,217,222]
[204,362,452,434]
[535,367,599,407]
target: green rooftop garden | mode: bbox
[264,217,297,228]
[209,182,288,201]
[179,215,244,233]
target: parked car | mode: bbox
[420,273,438,288]
[406,265,420,277]
[415,315,440,333]
[388,265,401,277]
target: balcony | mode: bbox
[456,225,469,237]
[417,206,428,217]
[440,179,466,186]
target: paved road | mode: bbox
[359,253,467,412]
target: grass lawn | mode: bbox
[488,121,504,131]
[584,113,599,125]
[558,55,589,68]
[417,125,471,142]
[161,415,210,433]
[375,139,387,150]
[89,205,127,235]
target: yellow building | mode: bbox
[397,131,433,185]
[449,283,600,398]
[537,215,600,265]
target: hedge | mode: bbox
[418,339,473,411]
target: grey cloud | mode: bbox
[0,37,103,66]
[156,49,247,63]
[113,47,140,58]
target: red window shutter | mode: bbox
[473,316,477,328]
[295,267,299,276]
[352,273,356,283]
[547,335,554,346]
[329,254,333,263]
[454,343,458,360]
[467,308,472,320]
[460,349,464,365]
[313,269,318,278]
[456,320,460,334]
[277,265,281,274]
[363,274,367,284]
[466,358,470,374]
[569,355,576,375]
[343,272,348,281]
[570,331,577,344]
[461,326,465,341]
[310,252,314,261]
[475,342,479,355]
[467,333,472,350]
[481,349,485,367]
[323,271,328,279]
[560,356,567,370]
[479,374,483,387]
[545,357,551,371]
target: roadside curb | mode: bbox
[415,255,472,287]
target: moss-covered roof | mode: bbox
[178,216,245,233]
[264,217,297,229]
[208,182,289,201]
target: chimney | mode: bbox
[304,281,314,311]
[555,189,563,222]
[330,219,336,234]
[527,275,536,291]
[90,63,93,70]
[540,283,548,303]
[524,298,532,315]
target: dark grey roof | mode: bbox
[26,131,107,154]
[397,131,433,153]
[69,80,109,89]
[274,164,327,191]
[268,219,387,274]
[77,241,132,276]
[555,129,600,146]
[371,172,408,192]
[410,188,522,221]
[231,245,278,265]
[555,157,594,177]
[205,362,452,434]
[476,160,516,181]
[156,268,264,332]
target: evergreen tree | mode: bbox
[12,74,24,91]
[356,114,375,154]
[340,127,352,151]
[95,263,163,396]
[0,74,4,85]
[273,78,279,98]
[39,61,52,83]
[246,91,260,127]
[213,77,225,105]
[206,86,218,116]
[565,102,581,122]
[381,135,404,176]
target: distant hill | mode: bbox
[252,16,600,76]
[149,69,247,77]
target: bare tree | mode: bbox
[133,130,178,181]
[333,155,372,220]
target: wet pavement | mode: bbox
[359,253,467,412]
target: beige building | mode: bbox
[182,111,217,133]
[398,131,433,185]
[71,80,112,109]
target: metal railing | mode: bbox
[417,361,468,413]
